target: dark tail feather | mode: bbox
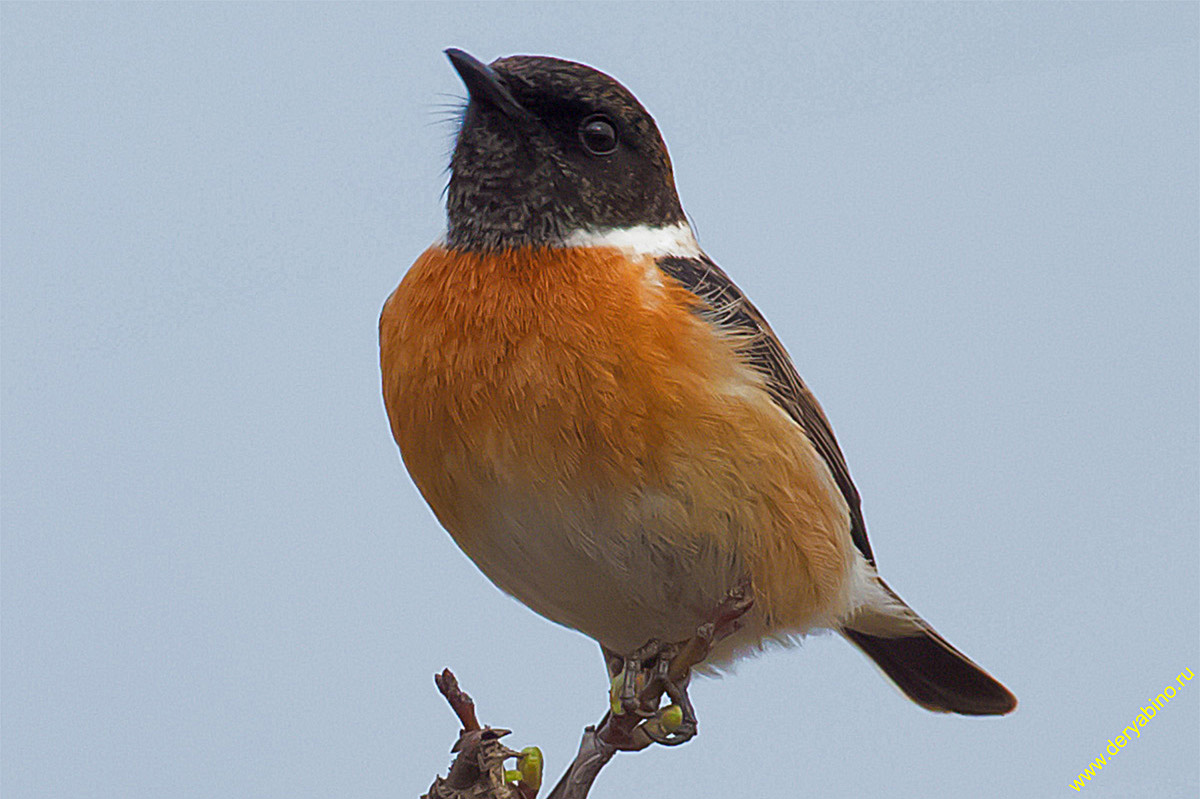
[842,592,1017,716]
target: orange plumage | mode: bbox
[380,243,854,657]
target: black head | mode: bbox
[443,49,686,251]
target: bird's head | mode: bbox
[443,49,686,251]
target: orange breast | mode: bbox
[380,244,735,514]
[379,243,853,653]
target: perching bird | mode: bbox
[380,49,1016,742]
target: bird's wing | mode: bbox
[656,255,874,564]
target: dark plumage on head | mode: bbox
[444,50,686,251]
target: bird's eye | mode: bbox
[578,115,618,156]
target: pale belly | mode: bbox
[409,377,858,658]
[453,463,751,654]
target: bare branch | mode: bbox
[423,584,754,798]
[435,668,481,733]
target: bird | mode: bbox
[380,48,1016,743]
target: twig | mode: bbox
[435,668,481,732]
[425,670,525,799]
[544,725,622,799]
[424,582,754,799]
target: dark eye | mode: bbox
[578,114,618,155]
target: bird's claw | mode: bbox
[632,648,697,745]
[604,581,754,748]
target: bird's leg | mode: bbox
[635,646,696,746]
[640,579,755,745]
[611,638,666,717]
[603,579,755,748]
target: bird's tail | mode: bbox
[840,580,1017,716]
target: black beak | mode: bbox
[445,48,532,122]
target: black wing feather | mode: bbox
[656,255,875,565]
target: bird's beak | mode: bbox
[445,48,532,122]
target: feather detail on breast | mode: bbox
[380,245,729,517]
[380,243,856,652]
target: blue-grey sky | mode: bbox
[3,4,1197,798]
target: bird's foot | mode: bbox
[635,647,697,746]
[610,638,666,718]
[606,640,694,746]
[605,579,755,748]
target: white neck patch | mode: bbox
[558,223,702,259]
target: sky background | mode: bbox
[3,3,1197,798]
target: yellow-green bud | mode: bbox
[517,746,543,791]
[659,704,684,733]
[609,676,624,715]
